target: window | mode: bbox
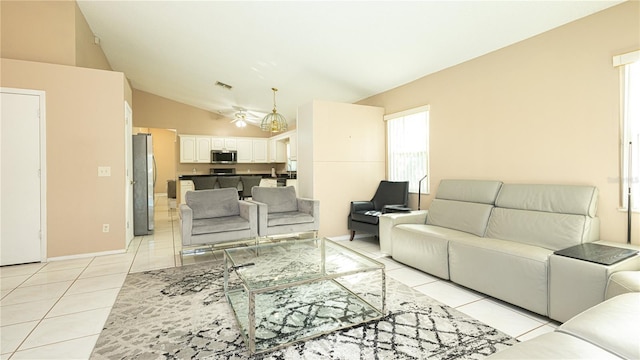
[385,106,429,194]
[615,50,640,211]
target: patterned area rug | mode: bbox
[91,260,517,359]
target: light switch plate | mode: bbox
[98,166,111,177]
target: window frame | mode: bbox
[614,50,640,212]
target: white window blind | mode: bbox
[386,106,429,194]
[615,50,640,211]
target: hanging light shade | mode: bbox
[260,87,288,133]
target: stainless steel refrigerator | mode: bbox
[133,133,156,235]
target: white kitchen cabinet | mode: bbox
[179,136,197,163]
[212,137,237,150]
[288,133,297,160]
[236,138,253,163]
[180,135,212,163]
[269,138,287,163]
[179,180,195,205]
[195,137,211,163]
[237,138,268,163]
[253,139,268,163]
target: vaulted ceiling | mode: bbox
[77,0,623,127]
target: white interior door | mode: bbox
[1,89,45,266]
[125,101,134,246]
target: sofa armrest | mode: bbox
[379,210,428,255]
[249,200,268,236]
[238,200,258,237]
[179,203,193,246]
[298,198,320,231]
[351,201,374,213]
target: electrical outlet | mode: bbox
[98,166,111,177]
[102,224,110,233]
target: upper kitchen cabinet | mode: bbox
[269,138,287,163]
[289,133,297,160]
[180,135,212,163]
[237,138,268,163]
[236,138,253,163]
[212,137,237,151]
[196,137,212,163]
[253,139,268,163]
[179,136,197,163]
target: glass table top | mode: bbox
[223,237,384,291]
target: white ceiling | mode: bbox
[77,0,623,127]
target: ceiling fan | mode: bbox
[226,106,265,128]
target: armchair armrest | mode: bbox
[351,201,374,213]
[298,198,320,231]
[378,210,428,255]
[238,200,258,237]
[249,200,268,236]
[179,203,193,246]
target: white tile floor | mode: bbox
[0,195,559,359]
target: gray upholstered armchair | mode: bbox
[180,188,258,246]
[251,186,319,237]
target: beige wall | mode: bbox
[1,0,76,65]
[359,1,640,244]
[1,58,128,258]
[298,100,385,237]
[74,2,112,71]
[150,129,177,194]
[0,0,111,71]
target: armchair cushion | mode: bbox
[192,215,251,235]
[252,186,298,213]
[268,211,314,226]
[186,188,240,220]
[351,211,381,224]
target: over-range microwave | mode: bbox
[211,150,237,164]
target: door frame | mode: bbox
[124,101,134,246]
[1,87,47,262]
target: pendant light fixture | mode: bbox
[260,87,288,133]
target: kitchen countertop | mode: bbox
[178,173,296,180]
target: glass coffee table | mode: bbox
[223,238,386,355]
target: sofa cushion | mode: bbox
[606,271,640,299]
[436,179,503,204]
[486,208,592,250]
[487,332,621,359]
[558,292,640,360]
[268,211,314,227]
[392,224,477,279]
[191,215,250,235]
[252,186,298,213]
[449,237,552,315]
[495,184,598,217]
[186,188,240,220]
[426,199,494,237]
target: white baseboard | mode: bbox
[46,249,126,262]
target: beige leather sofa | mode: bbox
[488,292,640,359]
[379,179,602,318]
